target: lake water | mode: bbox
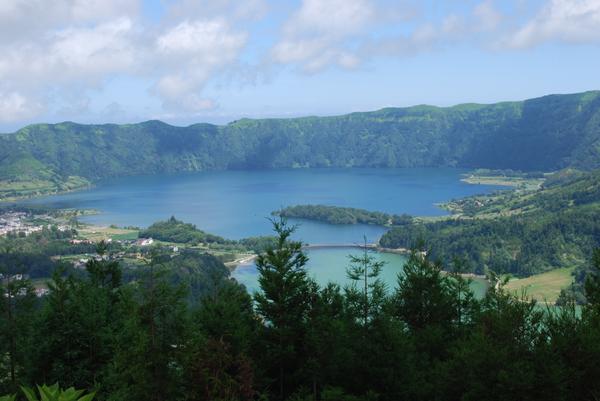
[25,168,504,243]
[25,168,503,292]
[233,247,489,298]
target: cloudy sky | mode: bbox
[0,0,599,130]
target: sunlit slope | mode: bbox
[1,91,600,193]
[380,169,600,277]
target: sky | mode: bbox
[0,0,599,131]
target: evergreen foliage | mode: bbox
[380,168,600,277]
[139,216,228,244]
[276,205,412,226]
[2,224,600,400]
[3,91,600,198]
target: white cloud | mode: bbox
[270,0,509,72]
[272,0,375,72]
[157,19,246,60]
[0,17,138,98]
[0,0,139,41]
[474,1,503,31]
[0,0,255,122]
[357,1,509,60]
[70,0,139,21]
[49,18,137,81]
[4,0,597,127]
[507,0,600,48]
[154,19,247,111]
[282,0,374,38]
[0,2,141,123]
[0,91,44,123]
[164,0,267,22]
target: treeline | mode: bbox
[0,226,97,279]
[467,168,546,179]
[381,169,600,277]
[2,220,600,401]
[0,216,272,283]
[445,168,600,217]
[275,205,412,226]
[138,216,277,253]
[139,216,228,244]
[3,91,600,194]
[559,249,600,305]
[380,205,600,277]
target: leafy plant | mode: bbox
[21,384,95,401]
[0,395,16,401]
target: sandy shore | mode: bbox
[226,254,258,271]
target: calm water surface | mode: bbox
[25,168,502,292]
[25,168,504,243]
[233,247,489,297]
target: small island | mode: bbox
[274,204,413,227]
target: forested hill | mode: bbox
[380,168,600,278]
[2,90,600,189]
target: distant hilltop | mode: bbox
[2,90,600,199]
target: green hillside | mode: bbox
[2,91,600,199]
[380,169,600,277]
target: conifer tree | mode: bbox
[108,250,188,401]
[254,217,313,401]
[0,254,36,394]
[345,236,386,326]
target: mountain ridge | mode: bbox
[6,90,600,133]
[2,90,600,199]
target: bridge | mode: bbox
[303,243,378,250]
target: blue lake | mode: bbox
[24,168,503,292]
[25,168,504,244]
[232,247,489,298]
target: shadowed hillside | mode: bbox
[2,91,600,198]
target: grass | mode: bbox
[0,175,90,201]
[79,226,139,242]
[461,175,544,190]
[505,267,575,303]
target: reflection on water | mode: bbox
[22,168,505,243]
[233,247,489,298]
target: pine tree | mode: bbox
[584,248,600,308]
[345,236,386,326]
[32,244,125,393]
[183,280,258,401]
[108,250,187,401]
[394,249,454,332]
[254,217,314,401]
[0,257,36,393]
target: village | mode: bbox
[0,211,43,236]
[0,209,171,295]
[0,210,73,237]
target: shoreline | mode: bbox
[460,174,545,190]
[226,254,258,270]
[0,181,94,203]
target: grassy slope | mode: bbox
[460,173,544,190]
[421,173,594,301]
[1,91,600,201]
[381,168,600,279]
[78,226,140,242]
[505,267,575,303]
[441,168,600,218]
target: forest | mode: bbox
[3,91,600,199]
[139,217,229,245]
[2,219,600,401]
[380,169,600,282]
[139,217,277,254]
[275,205,412,226]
